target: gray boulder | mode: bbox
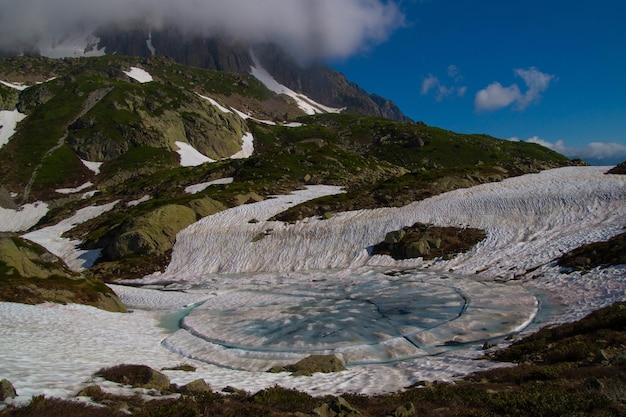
[0,379,17,400]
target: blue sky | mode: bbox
[330,0,626,165]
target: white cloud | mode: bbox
[510,136,626,165]
[421,74,439,95]
[474,82,522,111]
[421,65,467,102]
[475,67,554,112]
[0,0,404,60]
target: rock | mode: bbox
[0,187,17,209]
[0,379,17,400]
[0,237,72,279]
[269,355,347,377]
[181,379,211,394]
[0,237,127,312]
[384,230,405,244]
[606,161,626,175]
[388,402,416,417]
[77,385,104,398]
[313,397,362,417]
[95,364,171,392]
[406,239,430,258]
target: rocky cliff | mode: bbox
[93,25,412,122]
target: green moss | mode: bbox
[32,144,90,192]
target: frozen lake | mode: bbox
[160,268,537,371]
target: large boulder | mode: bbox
[95,364,170,392]
[269,355,346,377]
[313,397,362,417]
[372,222,486,261]
[0,379,17,401]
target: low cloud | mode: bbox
[421,65,467,102]
[475,67,554,112]
[510,136,626,165]
[0,0,404,60]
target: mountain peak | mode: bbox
[4,25,412,122]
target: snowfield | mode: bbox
[1,166,625,404]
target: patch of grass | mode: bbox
[32,144,91,195]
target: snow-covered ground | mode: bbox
[185,178,234,194]
[0,110,27,147]
[175,141,216,166]
[123,67,153,83]
[0,80,28,91]
[20,201,119,271]
[1,167,625,404]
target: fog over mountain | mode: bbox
[0,0,403,60]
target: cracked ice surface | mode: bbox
[163,268,537,371]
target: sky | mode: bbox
[0,0,624,164]
[329,0,626,165]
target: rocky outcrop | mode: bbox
[372,222,486,260]
[558,231,626,272]
[0,236,127,312]
[95,364,170,392]
[180,379,212,394]
[93,26,411,122]
[607,161,626,175]
[313,397,362,417]
[0,84,19,111]
[67,87,248,162]
[0,379,17,401]
[268,355,347,377]
[104,204,197,259]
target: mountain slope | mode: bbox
[17,25,412,122]
[0,54,575,283]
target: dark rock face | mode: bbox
[607,161,626,175]
[94,25,411,122]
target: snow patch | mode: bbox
[249,52,344,115]
[146,29,156,56]
[175,141,216,167]
[0,110,27,147]
[0,80,28,91]
[230,132,255,159]
[185,178,234,194]
[123,67,153,83]
[21,201,118,271]
[81,159,103,175]
[56,182,94,195]
[127,195,152,207]
[0,202,49,232]
[196,94,232,114]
